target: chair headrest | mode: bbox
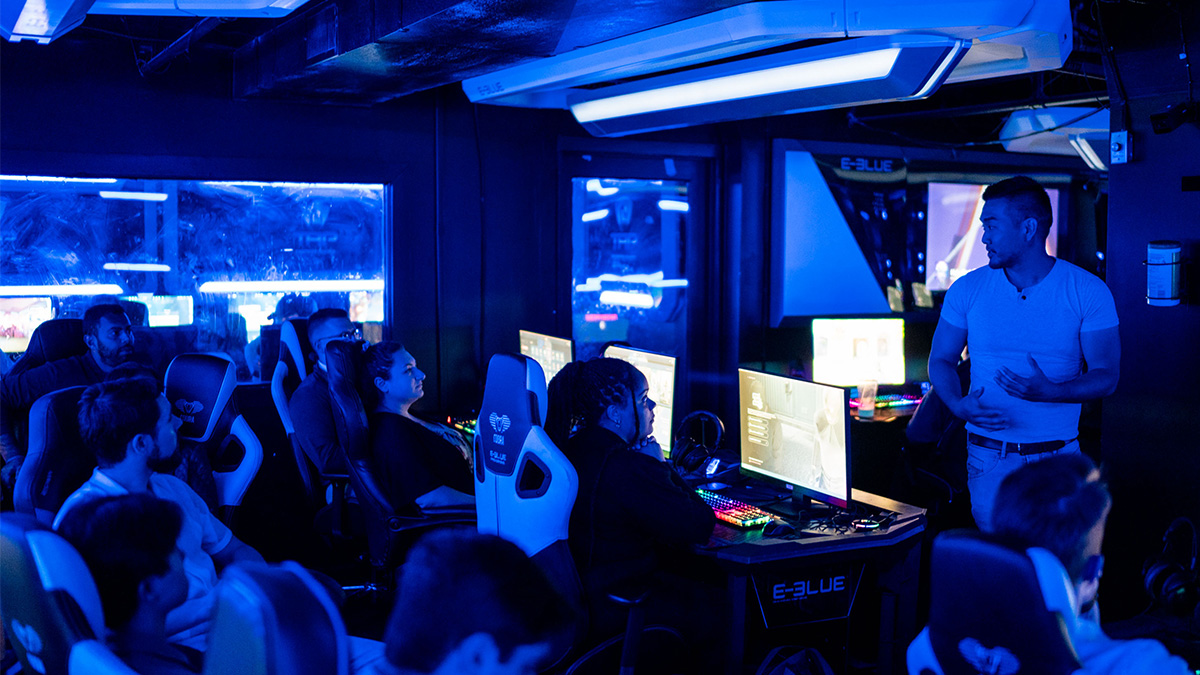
[927,530,1081,673]
[165,354,237,443]
[478,354,546,477]
[280,319,312,382]
[15,386,93,522]
[11,319,88,374]
[206,562,348,675]
[0,513,107,672]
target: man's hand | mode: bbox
[951,387,1009,431]
[995,354,1060,402]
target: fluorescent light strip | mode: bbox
[1,175,119,184]
[599,290,655,308]
[657,199,689,212]
[585,179,620,196]
[198,280,386,293]
[572,48,902,123]
[103,262,172,272]
[0,284,125,296]
[1069,135,1107,172]
[581,209,610,222]
[201,181,385,190]
[99,191,169,202]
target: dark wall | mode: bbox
[1099,1,1200,619]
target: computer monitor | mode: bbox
[519,330,574,386]
[925,181,1059,291]
[0,297,54,353]
[811,318,905,387]
[738,369,852,509]
[603,344,677,456]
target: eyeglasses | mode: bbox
[315,329,362,348]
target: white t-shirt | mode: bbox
[55,468,233,651]
[940,259,1119,443]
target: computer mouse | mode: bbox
[763,519,796,537]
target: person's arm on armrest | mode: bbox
[995,327,1120,403]
[414,485,474,511]
[929,320,1008,432]
[211,534,265,570]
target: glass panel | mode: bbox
[570,177,688,363]
[0,176,386,380]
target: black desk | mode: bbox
[698,489,925,674]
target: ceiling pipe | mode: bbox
[142,16,226,73]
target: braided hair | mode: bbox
[545,357,642,448]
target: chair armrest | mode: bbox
[606,580,652,607]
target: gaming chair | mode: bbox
[0,513,138,675]
[13,386,92,524]
[165,353,264,524]
[907,530,1083,675]
[204,561,350,675]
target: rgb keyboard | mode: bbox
[696,489,775,528]
[850,394,923,409]
[449,417,477,440]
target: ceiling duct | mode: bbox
[463,0,1073,136]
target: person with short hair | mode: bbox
[991,454,1189,675]
[928,176,1121,530]
[361,341,473,513]
[381,530,572,675]
[58,493,200,674]
[54,376,264,652]
[1,304,137,492]
[290,308,359,474]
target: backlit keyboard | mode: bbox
[696,489,775,528]
[850,394,923,409]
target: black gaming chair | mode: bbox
[269,318,329,511]
[0,513,138,675]
[1,319,90,466]
[165,353,264,525]
[204,561,350,675]
[907,530,1083,675]
[324,340,474,594]
[13,386,92,524]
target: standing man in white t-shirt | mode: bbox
[928,176,1120,531]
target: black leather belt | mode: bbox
[967,433,1074,456]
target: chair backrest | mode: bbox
[7,319,88,378]
[14,386,94,524]
[0,513,137,675]
[909,530,1083,675]
[475,353,577,559]
[165,354,264,518]
[203,561,349,675]
[325,339,406,567]
[269,319,319,506]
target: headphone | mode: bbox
[1142,517,1198,615]
[672,411,725,474]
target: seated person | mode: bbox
[361,341,473,513]
[990,454,1190,675]
[380,530,571,675]
[1,303,136,491]
[545,358,718,652]
[54,376,264,652]
[290,308,358,475]
[58,493,201,675]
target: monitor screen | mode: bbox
[0,297,54,353]
[925,182,1059,291]
[603,345,677,457]
[738,369,851,509]
[811,318,905,386]
[519,330,574,386]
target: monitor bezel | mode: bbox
[736,368,853,510]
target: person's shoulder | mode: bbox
[148,473,208,507]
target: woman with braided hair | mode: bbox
[547,357,719,662]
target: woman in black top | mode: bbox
[546,358,718,649]
[361,342,474,513]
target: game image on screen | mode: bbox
[519,330,574,386]
[738,369,851,508]
[604,345,676,457]
[812,318,905,387]
[925,182,1059,291]
[0,297,54,353]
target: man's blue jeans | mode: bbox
[967,438,1081,531]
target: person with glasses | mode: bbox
[361,341,474,513]
[290,308,360,475]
